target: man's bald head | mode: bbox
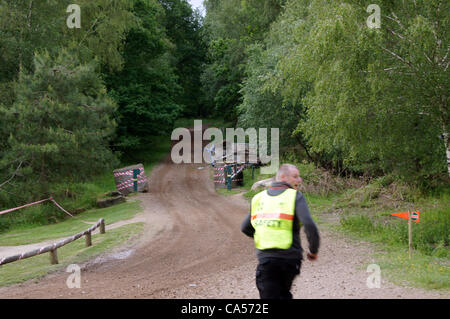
[276,164,302,189]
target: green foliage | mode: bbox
[119,135,172,171]
[0,0,135,93]
[265,0,448,180]
[202,0,286,121]
[237,43,303,148]
[0,0,136,207]
[0,133,170,234]
[0,0,203,215]
[0,50,118,198]
[64,0,136,72]
[339,183,450,258]
[201,37,244,121]
[0,167,118,234]
[105,0,207,149]
[204,0,447,183]
[105,0,182,146]
[160,0,207,117]
[340,207,449,258]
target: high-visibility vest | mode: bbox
[250,188,297,250]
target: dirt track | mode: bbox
[0,155,448,299]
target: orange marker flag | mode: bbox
[391,211,420,223]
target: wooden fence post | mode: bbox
[50,249,58,265]
[408,211,412,259]
[100,219,105,234]
[0,218,106,267]
[85,232,92,247]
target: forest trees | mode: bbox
[103,0,182,149]
[0,0,206,206]
[203,0,449,181]
[103,0,206,149]
[0,50,118,196]
[0,0,135,205]
[159,0,207,117]
[272,0,449,179]
[0,0,447,206]
[201,0,286,122]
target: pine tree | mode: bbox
[0,49,118,196]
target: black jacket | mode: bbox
[241,181,320,261]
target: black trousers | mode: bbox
[255,257,301,299]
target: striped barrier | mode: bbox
[113,164,148,195]
[213,164,245,188]
[116,173,147,191]
[230,165,245,180]
[214,179,243,183]
[113,171,134,177]
[0,218,105,266]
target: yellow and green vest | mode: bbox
[250,188,298,250]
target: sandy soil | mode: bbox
[0,155,448,299]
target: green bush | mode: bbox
[0,172,117,234]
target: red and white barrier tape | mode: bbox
[0,197,95,224]
[49,198,74,218]
[117,179,147,191]
[114,169,148,192]
[114,169,146,178]
[214,165,245,172]
[213,164,245,185]
[0,198,50,216]
[214,179,243,183]
[115,175,146,189]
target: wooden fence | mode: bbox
[0,218,105,266]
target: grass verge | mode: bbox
[215,188,243,196]
[0,200,142,246]
[376,249,450,290]
[0,222,144,287]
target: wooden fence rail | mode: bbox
[0,218,105,266]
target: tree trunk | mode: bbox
[443,131,450,178]
[295,135,314,162]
